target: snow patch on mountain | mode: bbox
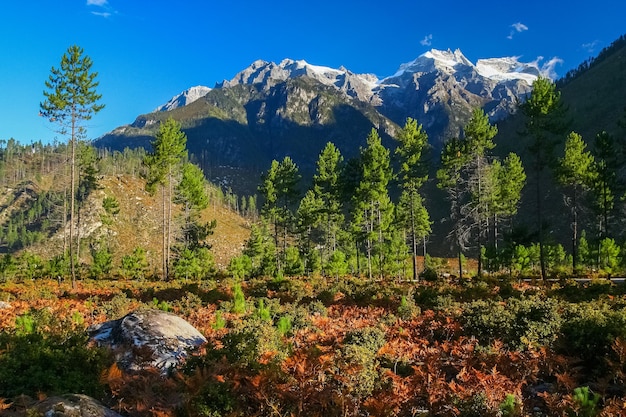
[384,48,544,84]
[155,85,211,112]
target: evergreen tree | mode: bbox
[462,108,498,275]
[312,142,345,269]
[592,131,622,240]
[556,132,597,272]
[520,76,568,280]
[258,156,300,272]
[176,162,212,249]
[143,117,188,279]
[296,189,324,275]
[394,118,430,280]
[437,137,471,279]
[352,129,394,279]
[489,153,526,250]
[40,45,104,286]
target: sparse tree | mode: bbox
[143,117,188,279]
[394,118,431,280]
[40,45,104,286]
[437,136,471,279]
[520,76,568,280]
[556,132,597,272]
[352,129,394,279]
[462,108,498,276]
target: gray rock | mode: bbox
[88,309,206,373]
[34,394,122,417]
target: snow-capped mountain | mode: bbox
[207,49,542,128]
[155,85,212,112]
[218,58,381,104]
[385,49,543,83]
[96,48,548,193]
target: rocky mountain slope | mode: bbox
[95,49,544,194]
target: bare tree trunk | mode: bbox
[167,168,173,279]
[70,117,76,288]
[162,184,167,279]
[410,190,418,281]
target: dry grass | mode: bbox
[16,174,250,272]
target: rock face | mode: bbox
[88,309,206,374]
[30,394,123,417]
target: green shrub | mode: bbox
[461,295,562,349]
[398,294,421,320]
[559,301,626,364]
[255,298,272,321]
[570,386,601,417]
[276,315,292,337]
[188,379,235,417]
[499,393,522,417]
[231,283,246,314]
[0,310,112,398]
[212,311,226,330]
[228,254,252,281]
[344,326,386,353]
[221,316,286,368]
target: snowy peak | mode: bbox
[155,85,211,112]
[386,48,544,84]
[475,57,541,83]
[218,58,378,90]
[390,49,473,77]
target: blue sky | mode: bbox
[1,0,624,145]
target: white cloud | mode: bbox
[91,11,111,18]
[582,40,600,54]
[87,0,108,5]
[533,56,564,79]
[507,22,529,39]
[420,34,433,47]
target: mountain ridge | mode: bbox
[95,48,550,195]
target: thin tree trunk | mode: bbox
[410,190,418,281]
[70,116,76,288]
[167,168,173,279]
[572,189,578,273]
[162,184,167,279]
[537,172,547,280]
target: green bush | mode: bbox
[344,326,386,353]
[398,294,421,320]
[231,283,246,314]
[559,301,626,364]
[276,315,292,337]
[0,310,112,398]
[570,386,601,417]
[461,295,562,349]
[220,316,286,368]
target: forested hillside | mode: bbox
[0,139,251,279]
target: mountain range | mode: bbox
[95,48,548,193]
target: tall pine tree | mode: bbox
[520,76,568,280]
[143,117,188,279]
[394,118,431,280]
[40,45,104,286]
[352,129,394,279]
[556,132,596,272]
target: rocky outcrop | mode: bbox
[21,394,122,417]
[88,309,206,374]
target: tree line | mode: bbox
[3,46,626,283]
[230,76,626,281]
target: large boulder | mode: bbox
[22,394,122,417]
[88,309,206,374]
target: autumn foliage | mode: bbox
[2,276,626,416]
